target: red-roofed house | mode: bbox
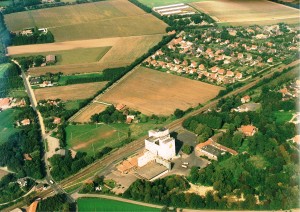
[238,125,257,136]
[235,72,243,80]
[210,66,219,73]
[116,104,126,111]
[198,64,205,71]
[218,69,225,75]
[241,95,251,103]
[226,71,234,77]
[267,57,273,63]
[53,117,61,124]
[0,98,11,109]
[21,119,30,126]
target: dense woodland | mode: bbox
[0,106,45,179]
[37,194,74,212]
[0,174,34,204]
[49,147,112,181]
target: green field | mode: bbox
[65,100,86,111]
[14,47,111,66]
[273,111,294,124]
[66,123,128,155]
[58,73,103,85]
[66,120,171,155]
[77,198,159,212]
[0,109,20,144]
[137,0,205,7]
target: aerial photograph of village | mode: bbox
[0,0,299,211]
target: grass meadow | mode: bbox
[77,198,159,212]
[0,109,20,144]
[14,47,111,66]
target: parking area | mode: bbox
[105,170,138,194]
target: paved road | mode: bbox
[4,60,299,212]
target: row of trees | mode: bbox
[90,105,126,124]
[11,30,55,46]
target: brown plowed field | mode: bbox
[34,82,108,101]
[72,103,107,123]
[98,67,223,115]
[191,0,299,25]
[4,0,167,41]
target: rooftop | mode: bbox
[201,145,224,157]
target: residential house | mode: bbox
[235,72,243,80]
[0,98,11,110]
[116,104,126,111]
[226,71,234,77]
[21,119,30,126]
[237,53,244,59]
[218,69,225,75]
[53,117,61,124]
[24,153,32,161]
[267,57,273,63]
[241,95,251,103]
[17,178,27,187]
[198,64,205,71]
[190,61,197,68]
[174,58,180,65]
[210,66,219,73]
[238,125,257,136]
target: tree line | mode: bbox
[11,30,55,46]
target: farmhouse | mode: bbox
[238,125,257,137]
[53,117,61,124]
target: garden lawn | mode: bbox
[65,100,86,111]
[0,109,20,144]
[58,73,103,85]
[77,198,159,212]
[273,111,294,124]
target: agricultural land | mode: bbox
[191,0,299,25]
[72,103,107,123]
[98,66,223,115]
[4,0,167,41]
[34,81,108,101]
[77,198,159,212]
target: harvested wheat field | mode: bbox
[34,81,108,101]
[98,67,223,115]
[191,0,299,25]
[24,35,164,76]
[72,103,107,123]
[5,0,167,41]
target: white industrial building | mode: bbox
[138,128,176,169]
